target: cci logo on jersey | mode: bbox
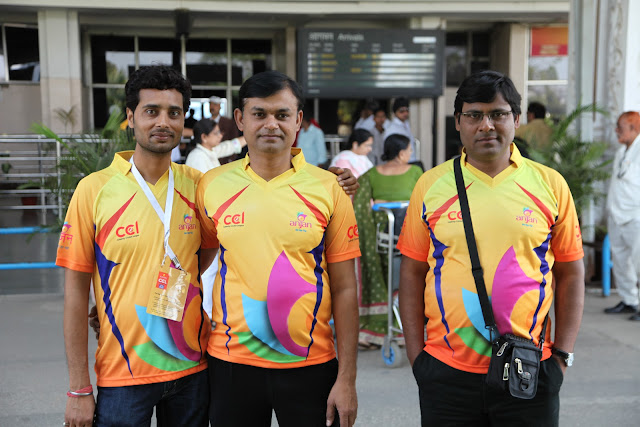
[447,210,462,221]
[347,224,359,240]
[223,212,245,227]
[516,207,538,227]
[179,214,196,231]
[290,212,312,232]
[116,221,140,238]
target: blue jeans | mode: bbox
[94,369,209,427]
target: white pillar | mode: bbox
[410,16,446,169]
[38,10,83,133]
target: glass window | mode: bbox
[6,26,40,81]
[190,89,226,119]
[528,56,568,81]
[138,37,180,69]
[93,87,126,129]
[472,33,490,57]
[0,28,6,80]
[91,36,134,84]
[186,39,227,86]
[527,84,567,118]
[445,45,467,87]
[231,39,271,85]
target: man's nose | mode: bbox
[264,115,279,130]
[155,111,171,128]
[478,114,495,131]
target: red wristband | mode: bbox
[67,385,93,397]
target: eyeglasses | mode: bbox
[459,110,512,125]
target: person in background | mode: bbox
[604,111,640,320]
[185,120,246,174]
[354,99,378,131]
[353,133,422,349]
[329,128,374,179]
[366,108,389,165]
[514,101,553,150]
[207,95,240,142]
[384,97,416,162]
[297,112,328,167]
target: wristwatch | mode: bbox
[552,347,574,367]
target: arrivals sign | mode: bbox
[297,29,445,98]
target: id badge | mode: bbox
[146,261,191,321]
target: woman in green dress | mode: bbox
[354,133,423,348]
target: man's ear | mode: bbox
[454,113,461,132]
[126,108,134,129]
[295,110,303,132]
[514,113,521,129]
[234,108,244,131]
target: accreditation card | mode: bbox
[146,260,191,321]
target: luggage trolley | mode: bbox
[372,201,409,368]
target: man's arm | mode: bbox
[398,255,429,365]
[326,259,358,427]
[63,268,95,427]
[551,259,585,374]
[200,247,218,274]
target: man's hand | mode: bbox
[328,166,359,196]
[65,394,95,427]
[326,377,357,427]
[88,305,99,340]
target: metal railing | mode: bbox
[0,134,63,223]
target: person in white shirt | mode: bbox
[354,99,378,131]
[604,111,640,320]
[383,97,416,161]
[365,108,389,165]
[329,128,374,179]
[185,120,246,173]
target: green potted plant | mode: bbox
[527,104,612,219]
[32,110,134,228]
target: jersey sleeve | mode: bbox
[196,173,220,250]
[397,175,431,262]
[549,173,584,262]
[55,177,97,273]
[324,181,361,263]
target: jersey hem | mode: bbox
[326,249,361,264]
[206,348,336,369]
[55,259,94,273]
[95,361,208,387]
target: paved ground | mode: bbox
[1,206,639,426]
[1,288,639,426]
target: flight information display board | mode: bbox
[297,29,444,98]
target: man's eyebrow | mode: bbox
[249,106,293,113]
[141,103,183,112]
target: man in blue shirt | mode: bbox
[297,113,328,167]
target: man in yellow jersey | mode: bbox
[398,70,585,426]
[58,65,210,427]
[197,71,360,427]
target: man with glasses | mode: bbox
[604,111,640,320]
[398,70,585,426]
[384,97,416,161]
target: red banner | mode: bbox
[531,27,568,56]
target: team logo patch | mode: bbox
[516,207,538,227]
[59,222,73,247]
[223,212,245,227]
[290,212,312,232]
[116,221,140,238]
[179,214,197,232]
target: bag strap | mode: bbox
[453,156,499,342]
[453,156,549,348]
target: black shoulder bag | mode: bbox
[453,156,548,400]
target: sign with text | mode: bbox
[298,29,444,98]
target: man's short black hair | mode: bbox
[392,97,409,113]
[528,102,546,119]
[125,65,192,114]
[454,70,522,119]
[238,70,304,112]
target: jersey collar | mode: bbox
[242,147,307,173]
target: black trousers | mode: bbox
[208,354,340,427]
[412,351,564,427]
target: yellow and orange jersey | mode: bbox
[56,151,208,387]
[197,148,360,369]
[398,145,583,373]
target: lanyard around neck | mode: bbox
[129,156,182,270]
